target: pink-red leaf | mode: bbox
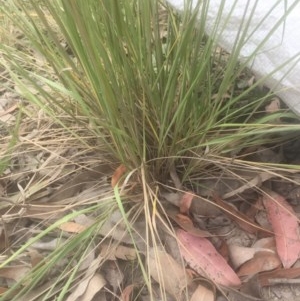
[176,229,241,287]
[262,190,300,268]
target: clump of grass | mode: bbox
[1,0,300,300]
[2,0,299,181]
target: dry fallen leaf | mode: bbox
[66,254,104,301]
[100,244,136,260]
[190,284,214,301]
[252,237,276,249]
[79,273,106,301]
[229,237,277,269]
[99,210,131,243]
[28,249,44,267]
[176,229,241,287]
[237,251,281,277]
[228,245,257,269]
[59,221,87,233]
[102,261,124,294]
[148,247,192,298]
[262,189,300,268]
[265,97,280,113]
[0,266,30,282]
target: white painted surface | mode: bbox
[167,0,300,115]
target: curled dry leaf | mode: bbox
[237,251,281,277]
[148,248,192,298]
[176,229,241,287]
[229,237,276,269]
[228,245,256,269]
[190,284,214,301]
[262,190,300,268]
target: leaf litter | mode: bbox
[1,5,300,301]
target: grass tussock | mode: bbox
[0,0,300,300]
